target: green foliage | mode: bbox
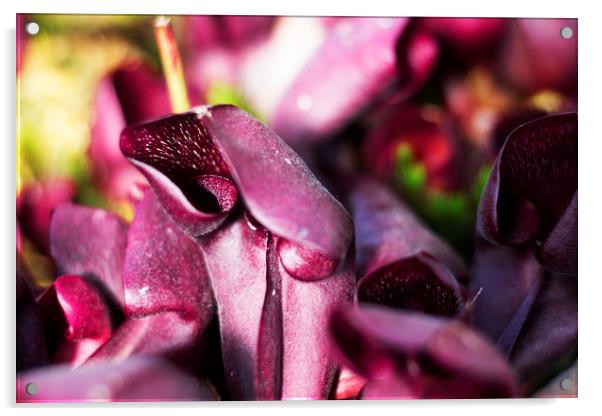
[393,144,491,258]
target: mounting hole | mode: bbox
[25,382,38,396]
[25,22,40,36]
[560,377,573,391]
[560,26,574,40]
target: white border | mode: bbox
[3,1,600,415]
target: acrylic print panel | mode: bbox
[16,14,577,402]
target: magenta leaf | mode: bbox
[477,112,577,275]
[17,357,218,402]
[120,191,215,321]
[470,241,577,392]
[509,274,577,393]
[203,105,353,267]
[38,274,115,366]
[50,204,129,306]
[88,312,208,367]
[500,19,577,94]
[120,105,355,399]
[329,305,518,399]
[90,191,216,366]
[357,253,463,317]
[350,179,466,280]
[121,105,353,273]
[17,178,75,255]
[269,18,423,144]
[471,242,543,341]
[89,65,170,200]
[280,245,355,399]
[420,18,507,59]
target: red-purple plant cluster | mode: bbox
[17,15,577,402]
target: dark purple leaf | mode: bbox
[509,274,577,393]
[16,257,49,372]
[203,105,353,269]
[477,112,577,275]
[329,305,518,399]
[471,242,543,341]
[350,179,466,279]
[279,244,355,399]
[50,204,129,306]
[120,105,355,399]
[357,253,464,317]
[120,191,215,321]
[17,357,218,402]
[470,241,577,392]
[190,215,268,400]
[420,18,507,59]
[121,105,353,272]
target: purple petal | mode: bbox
[351,179,466,279]
[329,305,518,398]
[204,105,353,270]
[200,215,269,400]
[185,15,274,50]
[477,113,577,275]
[269,18,411,143]
[121,106,356,399]
[538,191,577,275]
[201,214,355,400]
[500,19,577,94]
[37,274,114,366]
[280,243,355,399]
[420,18,507,58]
[90,191,216,365]
[16,257,49,372]
[89,65,170,201]
[50,204,128,306]
[509,274,577,393]
[17,356,218,402]
[120,111,237,237]
[357,253,464,317]
[121,191,215,321]
[121,105,353,273]
[488,109,548,159]
[110,65,171,125]
[88,313,206,367]
[470,242,543,341]
[17,178,75,255]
